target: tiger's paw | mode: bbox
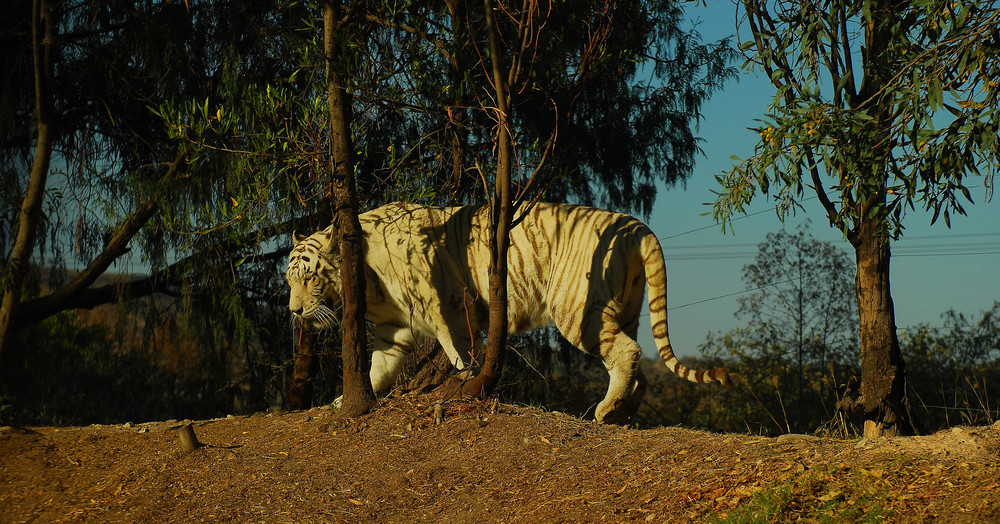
[595,399,638,426]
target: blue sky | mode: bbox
[636,1,1000,358]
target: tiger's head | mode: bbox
[286,227,339,329]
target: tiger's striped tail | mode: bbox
[641,230,733,388]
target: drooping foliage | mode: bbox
[1,0,735,422]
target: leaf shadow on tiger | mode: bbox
[286,202,732,425]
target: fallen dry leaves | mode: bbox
[1,395,998,522]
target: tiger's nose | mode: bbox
[290,306,302,316]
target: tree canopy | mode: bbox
[716,0,998,231]
[1,0,735,421]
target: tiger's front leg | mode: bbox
[331,323,414,410]
[369,323,415,394]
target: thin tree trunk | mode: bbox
[454,0,511,398]
[285,327,320,410]
[854,211,917,437]
[16,216,297,329]
[9,149,185,333]
[0,0,58,370]
[325,0,375,418]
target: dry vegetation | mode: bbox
[2,395,999,523]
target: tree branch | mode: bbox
[0,0,58,363]
[363,13,455,66]
[13,215,303,330]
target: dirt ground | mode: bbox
[2,395,999,523]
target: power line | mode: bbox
[656,195,999,248]
[664,247,1000,262]
[666,276,801,312]
[657,195,824,242]
[651,202,998,312]
[894,251,1000,258]
[662,233,1000,252]
[662,250,997,311]
[895,231,1000,241]
[658,206,779,241]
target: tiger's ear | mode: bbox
[292,231,308,244]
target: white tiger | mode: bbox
[286,202,731,424]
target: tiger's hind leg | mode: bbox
[594,330,647,425]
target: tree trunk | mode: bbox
[9,149,186,333]
[443,0,511,399]
[845,0,918,438]
[284,327,320,410]
[325,0,375,418]
[474,0,512,397]
[0,0,58,370]
[853,210,917,437]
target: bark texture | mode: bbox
[325,0,375,418]
[846,0,918,437]
[284,327,321,411]
[853,214,917,437]
[446,0,511,399]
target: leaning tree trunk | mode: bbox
[405,339,454,394]
[0,0,57,371]
[324,0,375,418]
[853,206,917,437]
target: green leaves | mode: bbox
[718,0,1000,237]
